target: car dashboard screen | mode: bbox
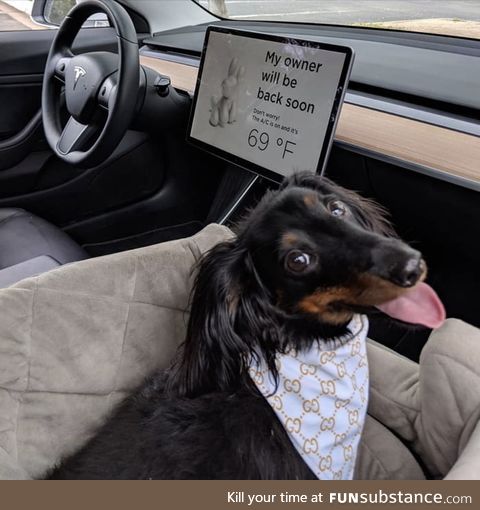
[188,27,354,182]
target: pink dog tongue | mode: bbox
[375,282,446,329]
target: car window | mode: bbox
[43,0,76,25]
[195,0,480,40]
[0,0,109,31]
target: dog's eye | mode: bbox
[328,200,348,217]
[285,251,313,273]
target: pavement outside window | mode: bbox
[199,0,480,39]
[354,18,480,39]
[1,0,479,38]
[0,0,46,30]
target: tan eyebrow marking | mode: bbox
[303,193,318,208]
[281,232,299,248]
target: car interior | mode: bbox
[0,0,478,368]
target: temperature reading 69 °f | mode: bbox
[247,129,296,159]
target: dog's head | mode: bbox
[243,172,441,326]
[169,172,445,396]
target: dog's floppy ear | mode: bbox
[166,240,279,397]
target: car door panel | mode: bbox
[0,111,45,171]
[0,27,177,232]
[0,130,161,219]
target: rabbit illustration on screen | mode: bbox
[210,57,245,127]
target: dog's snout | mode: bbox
[371,242,425,287]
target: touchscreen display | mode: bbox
[188,27,354,181]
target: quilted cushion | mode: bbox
[367,320,480,479]
[0,224,232,479]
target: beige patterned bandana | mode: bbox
[249,314,369,480]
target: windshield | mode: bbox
[195,0,480,40]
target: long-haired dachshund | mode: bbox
[48,172,444,479]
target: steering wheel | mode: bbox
[42,0,139,167]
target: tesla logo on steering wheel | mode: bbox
[73,66,87,89]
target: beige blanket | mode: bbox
[0,224,478,479]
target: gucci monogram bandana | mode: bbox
[249,314,369,480]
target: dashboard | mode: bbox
[138,21,480,191]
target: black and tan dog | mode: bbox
[48,172,444,479]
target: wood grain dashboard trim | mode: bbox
[140,55,480,186]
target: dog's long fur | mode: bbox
[48,172,424,480]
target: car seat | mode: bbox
[0,225,478,479]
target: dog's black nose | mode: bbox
[392,255,426,288]
[371,242,425,287]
